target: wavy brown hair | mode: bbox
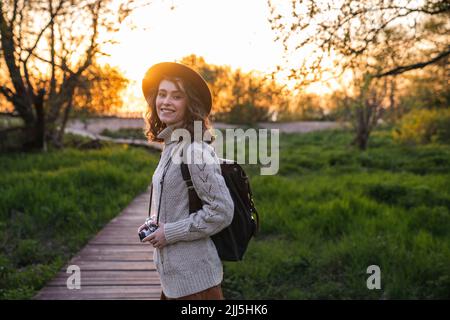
[144,76,214,144]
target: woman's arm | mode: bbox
[163,142,234,244]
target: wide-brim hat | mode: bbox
[142,62,212,115]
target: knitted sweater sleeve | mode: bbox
[163,142,234,244]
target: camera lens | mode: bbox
[139,229,148,241]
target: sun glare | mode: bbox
[96,0,335,115]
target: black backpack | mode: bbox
[181,159,260,261]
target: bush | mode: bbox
[15,240,50,267]
[100,128,146,140]
[215,103,272,125]
[393,109,450,145]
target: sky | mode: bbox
[106,0,285,80]
[98,0,307,114]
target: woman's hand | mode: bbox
[137,215,157,233]
[142,222,167,249]
[137,223,147,233]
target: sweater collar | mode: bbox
[157,121,184,145]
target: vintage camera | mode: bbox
[139,217,159,242]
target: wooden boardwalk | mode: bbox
[34,188,161,300]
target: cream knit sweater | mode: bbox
[150,124,234,298]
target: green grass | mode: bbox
[223,128,450,299]
[0,142,159,299]
[100,128,146,140]
[1,127,449,299]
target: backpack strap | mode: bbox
[245,173,260,233]
[148,153,162,217]
[180,162,203,214]
[148,153,172,226]
[148,183,153,217]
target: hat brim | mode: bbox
[142,62,212,115]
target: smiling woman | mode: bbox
[143,62,213,143]
[156,80,187,126]
[139,62,234,300]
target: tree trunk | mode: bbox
[389,78,396,121]
[353,128,369,150]
[34,90,46,151]
[352,105,370,150]
[55,98,73,148]
[22,89,46,151]
[46,80,77,148]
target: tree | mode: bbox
[268,0,449,84]
[268,0,449,149]
[72,63,129,116]
[397,61,450,113]
[179,54,232,114]
[0,0,149,150]
[180,54,289,124]
[351,73,387,150]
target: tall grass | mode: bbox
[223,128,450,299]
[1,127,449,299]
[0,144,159,299]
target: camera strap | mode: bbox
[148,154,173,226]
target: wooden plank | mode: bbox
[50,275,160,282]
[35,293,161,300]
[89,241,146,245]
[34,286,161,300]
[34,189,161,300]
[60,261,155,271]
[52,270,159,279]
[97,228,145,233]
[79,246,152,253]
[90,237,146,243]
[46,278,161,286]
[50,276,161,283]
[71,252,153,261]
[91,233,145,239]
[37,285,162,293]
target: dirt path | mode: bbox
[68,118,345,135]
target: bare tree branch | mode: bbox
[23,0,66,64]
[375,46,450,77]
[269,0,450,86]
[0,84,14,102]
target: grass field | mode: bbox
[224,129,450,299]
[1,128,449,299]
[0,142,159,299]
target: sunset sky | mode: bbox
[98,0,334,114]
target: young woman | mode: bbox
[138,62,234,300]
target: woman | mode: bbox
[138,62,234,300]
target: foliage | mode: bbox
[0,0,143,149]
[100,128,146,140]
[216,103,273,125]
[179,55,287,123]
[397,64,450,113]
[0,144,159,299]
[268,0,450,87]
[393,108,450,145]
[223,128,450,299]
[72,63,130,116]
[1,127,449,299]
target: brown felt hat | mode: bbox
[142,62,212,115]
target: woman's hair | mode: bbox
[144,75,214,144]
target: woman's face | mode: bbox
[156,79,187,126]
